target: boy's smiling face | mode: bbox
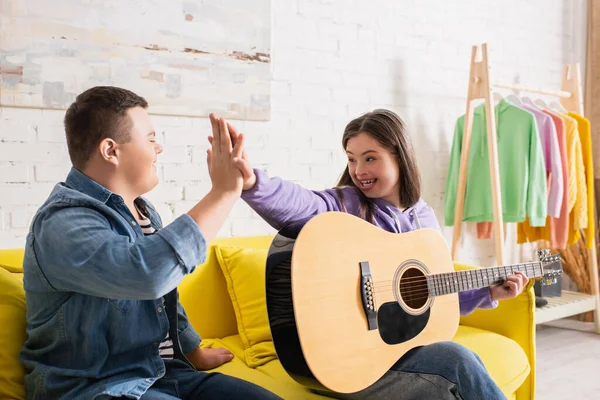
[116,107,163,196]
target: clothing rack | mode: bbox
[451,43,600,333]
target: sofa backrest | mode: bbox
[0,235,276,342]
[0,253,27,399]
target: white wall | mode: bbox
[0,0,588,268]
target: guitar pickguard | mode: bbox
[377,302,430,344]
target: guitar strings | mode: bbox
[373,285,469,296]
[372,272,534,287]
[370,266,537,286]
[367,270,538,300]
[371,274,528,296]
[368,292,449,303]
[372,276,520,295]
[373,286,471,296]
[372,284,501,298]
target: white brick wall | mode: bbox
[0,0,588,268]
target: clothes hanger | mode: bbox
[534,98,549,110]
[506,94,522,105]
[521,96,537,107]
[549,100,568,114]
[492,92,503,106]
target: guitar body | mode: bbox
[265,212,460,394]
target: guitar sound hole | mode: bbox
[399,267,428,310]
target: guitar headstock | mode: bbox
[537,249,563,286]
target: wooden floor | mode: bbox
[536,319,600,399]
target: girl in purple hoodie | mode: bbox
[217,109,526,400]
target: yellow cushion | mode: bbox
[201,335,329,400]
[217,326,527,398]
[0,249,25,273]
[214,245,277,368]
[200,334,246,361]
[0,268,27,400]
[204,331,522,400]
[453,325,529,397]
[178,236,274,341]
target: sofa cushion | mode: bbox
[203,334,246,361]
[206,326,527,400]
[0,268,27,400]
[0,248,25,273]
[453,325,529,396]
[215,245,277,368]
[202,335,331,399]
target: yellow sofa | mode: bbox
[0,236,535,399]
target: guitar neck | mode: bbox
[428,262,543,297]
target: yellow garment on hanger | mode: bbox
[560,113,588,236]
[567,112,595,248]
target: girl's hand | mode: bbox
[208,119,256,191]
[490,271,529,301]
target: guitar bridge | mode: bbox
[359,261,377,330]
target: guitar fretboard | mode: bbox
[428,262,542,297]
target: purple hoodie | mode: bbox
[241,168,498,316]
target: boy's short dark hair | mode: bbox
[64,86,148,169]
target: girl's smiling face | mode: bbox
[346,132,401,208]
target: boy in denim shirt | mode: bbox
[20,86,280,400]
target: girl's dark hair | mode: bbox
[335,109,421,223]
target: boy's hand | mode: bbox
[490,271,528,301]
[207,114,244,195]
[186,347,234,371]
[208,119,256,191]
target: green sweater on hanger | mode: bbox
[444,99,547,227]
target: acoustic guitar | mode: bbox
[264,212,562,394]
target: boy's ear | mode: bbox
[99,138,119,166]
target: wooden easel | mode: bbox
[451,43,600,333]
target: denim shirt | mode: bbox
[20,168,207,399]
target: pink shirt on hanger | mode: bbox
[517,110,569,249]
[519,104,563,217]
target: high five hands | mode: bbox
[207,115,256,191]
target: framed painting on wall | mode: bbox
[0,0,271,120]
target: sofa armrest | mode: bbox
[455,263,536,400]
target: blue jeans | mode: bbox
[126,359,281,399]
[321,342,507,400]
